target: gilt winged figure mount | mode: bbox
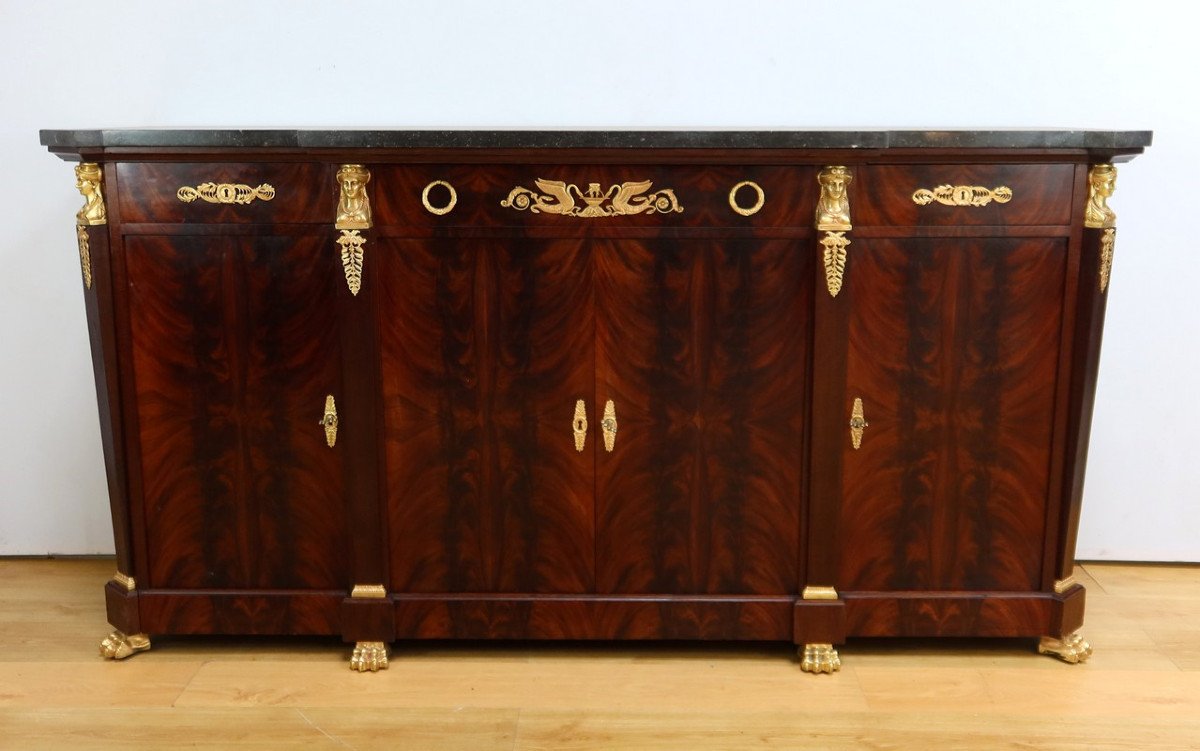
[501,178,684,217]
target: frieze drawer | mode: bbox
[853,163,1076,227]
[370,165,819,229]
[117,162,333,224]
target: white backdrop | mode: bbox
[0,1,1195,559]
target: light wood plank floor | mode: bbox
[1,558,1198,749]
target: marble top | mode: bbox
[40,129,1152,151]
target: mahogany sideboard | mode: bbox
[41,128,1151,672]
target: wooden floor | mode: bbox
[1,560,1198,749]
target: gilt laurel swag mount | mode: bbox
[43,128,1149,673]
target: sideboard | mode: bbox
[41,128,1150,672]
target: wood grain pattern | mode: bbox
[116,162,333,224]
[138,591,342,635]
[595,238,808,595]
[843,593,1054,637]
[393,595,792,640]
[380,238,595,593]
[838,238,1067,592]
[854,164,1075,226]
[125,235,347,590]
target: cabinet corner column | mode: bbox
[805,165,854,589]
[796,167,854,671]
[74,162,145,647]
[1055,163,1120,588]
[332,164,395,663]
[803,165,854,591]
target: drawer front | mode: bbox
[854,164,1075,226]
[117,162,333,223]
[372,165,818,229]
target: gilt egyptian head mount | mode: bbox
[336,163,372,229]
[74,162,106,226]
[1084,163,1117,229]
[816,166,852,231]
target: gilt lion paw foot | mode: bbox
[799,643,842,674]
[1038,631,1093,664]
[350,641,389,672]
[99,630,151,660]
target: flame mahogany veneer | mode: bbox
[43,129,1149,667]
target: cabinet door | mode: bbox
[126,235,347,590]
[838,238,1066,592]
[595,239,808,594]
[380,238,595,593]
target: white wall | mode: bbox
[0,0,1195,559]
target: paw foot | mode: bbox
[350,641,389,672]
[1038,631,1093,664]
[99,630,151,660]
[799,643,841,673]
